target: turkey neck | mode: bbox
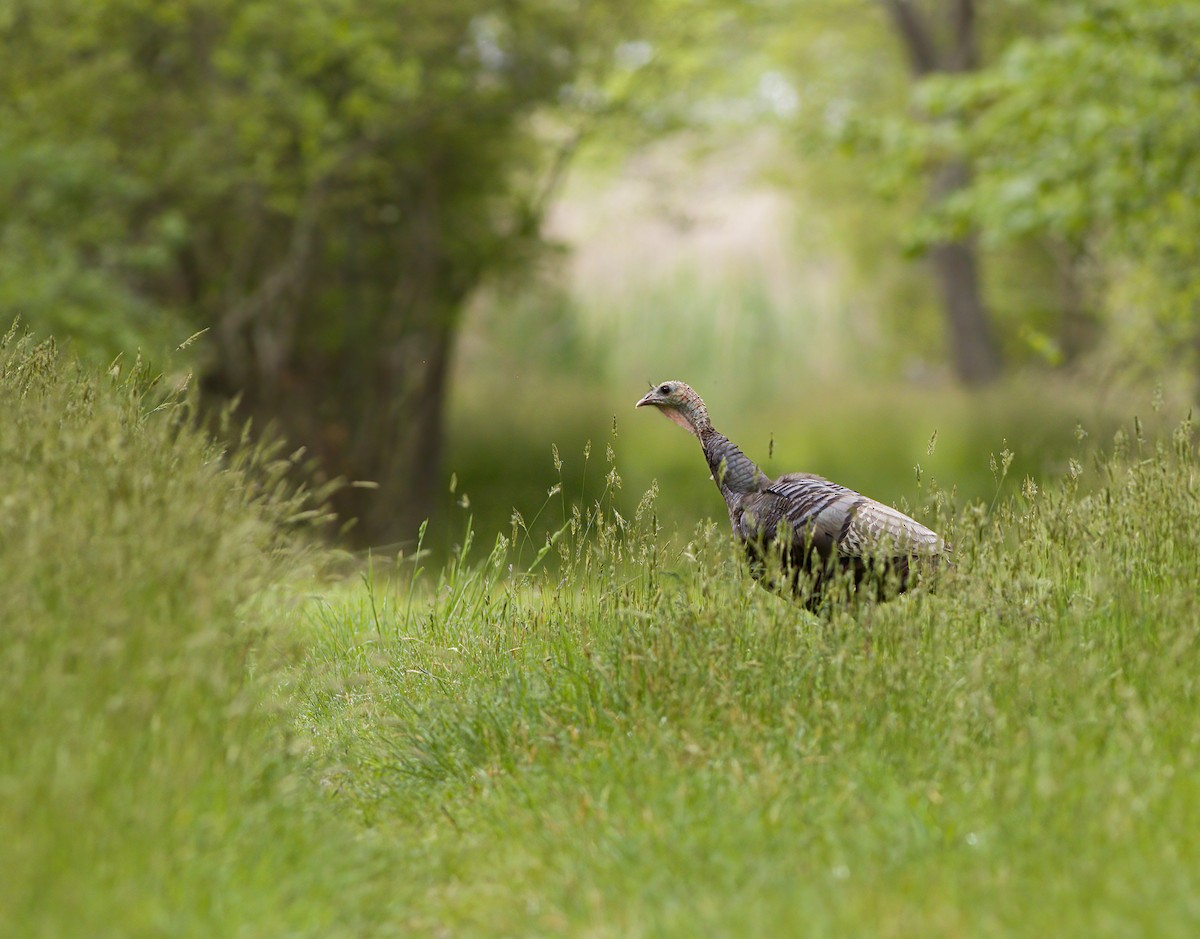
[699,426,767,497]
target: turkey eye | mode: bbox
[659,384,672,394]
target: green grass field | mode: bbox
[4,332,1199,936]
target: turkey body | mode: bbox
[636,381,945,607]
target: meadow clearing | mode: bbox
[4,330,1199,937]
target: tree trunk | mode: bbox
[338,322,457,546]
[1051,240,1097,363]
[929,237,1001,384]
[881,0,1002,384]
[203,318,459,548]
[929,160,1001,384]
[197,151,482,548]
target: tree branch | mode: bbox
[216,141,372,390]
[879,0,940,76]
[529,125,588,227]
[949,0,978,71]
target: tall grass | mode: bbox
[297,415,1200,935]
[443,355,1132,559]
[0,331,392,936]
[6,328,1198,936]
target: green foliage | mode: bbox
[295,413,1200,934]
[699,0,1196,374]
[0,0,638,358]
[912,0,1200,371]
[0,0,652,541]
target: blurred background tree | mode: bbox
[878,0,1001,384]
[909,0,1200,390]
[2,0,1196,548]
[0,0,642,543]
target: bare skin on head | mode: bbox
[636,380,946,607]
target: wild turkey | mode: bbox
[636,380,946,606]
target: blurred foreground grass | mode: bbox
[0,333,396,935]
[5,334,1199,936]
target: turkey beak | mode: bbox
[635,391,658,408]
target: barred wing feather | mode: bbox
[764,473,941,559]
[841,499,942,558]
